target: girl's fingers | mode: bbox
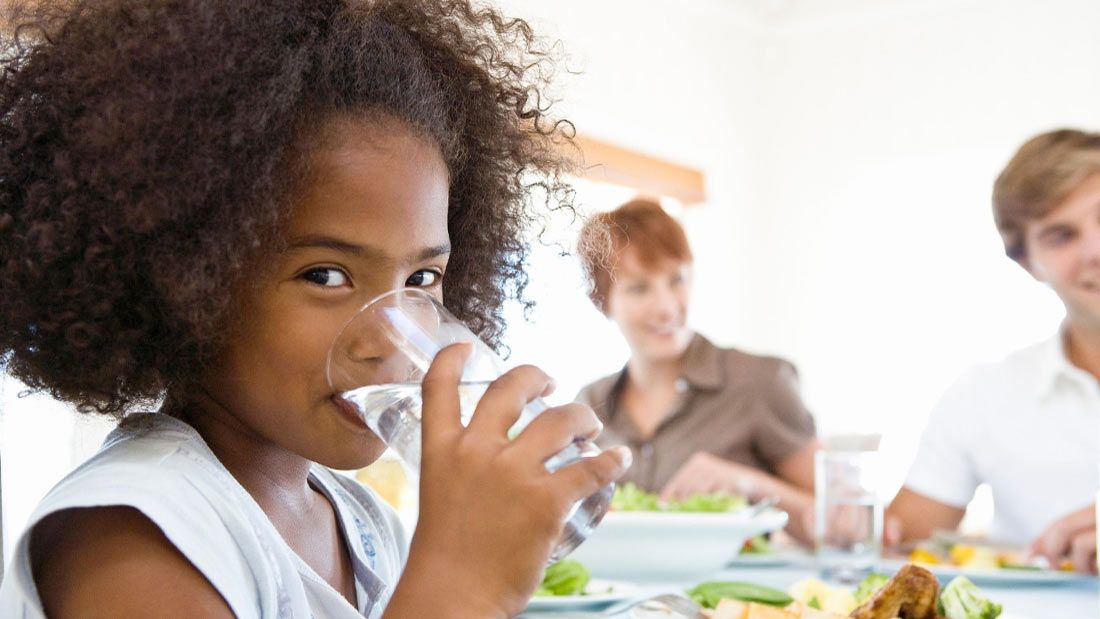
[467,365,554,437]
[548,446,632,503]
[508,403,603,463]
[420,343,473,442]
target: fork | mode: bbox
[632,593,706,617]
[522,592,706,618]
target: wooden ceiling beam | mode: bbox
[567,134,707,206]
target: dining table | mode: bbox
[518,561,1099,618]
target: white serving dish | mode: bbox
[568,507,788,580]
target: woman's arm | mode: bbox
[775,439,817,492]
[32,506,236,618]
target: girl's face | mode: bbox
[196,117,451,469]
[604,248,693,363]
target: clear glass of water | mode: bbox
[326,287,614,562]
[814,449,883,583]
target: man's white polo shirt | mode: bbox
[904,331,1100,545]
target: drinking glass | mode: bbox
[326,287,614,561]
[814,449,883,582]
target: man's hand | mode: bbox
[1029,503,1097,573]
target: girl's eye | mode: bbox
[301,267,349,288]
[406,269,441,287]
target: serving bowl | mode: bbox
[569,506,788,580]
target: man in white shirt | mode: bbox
[887,129,1100,572]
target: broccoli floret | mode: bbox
[535,560,590,596]
[939,576,1002,619]
[853,572,890,603]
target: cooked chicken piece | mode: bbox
[848,564,944,619]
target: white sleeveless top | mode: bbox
[0,413,408,618]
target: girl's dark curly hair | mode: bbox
[0,0,576,416]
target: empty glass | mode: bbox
[814,449,883,582]
[327,287,614,561]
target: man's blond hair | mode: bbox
[994,129,1100,262]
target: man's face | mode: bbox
[1022,173,1100,332]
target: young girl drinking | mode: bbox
[0,0,630,617]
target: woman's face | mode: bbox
[196,117,451,470]
[604,248,693,363]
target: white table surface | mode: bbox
[520,564,1098,618]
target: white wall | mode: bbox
[744,0,1100,485]
[495,0,773,393]
[497,0,1100,497]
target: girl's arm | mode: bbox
[32,506,236,618]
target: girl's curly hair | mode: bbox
[0,0,576,417]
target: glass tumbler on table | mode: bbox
[326,287,614,561]
[814,449,883,583]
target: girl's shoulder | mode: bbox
[1,413,297,618]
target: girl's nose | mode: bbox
[329,318,408,392]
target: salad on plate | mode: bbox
[685,563,1003,619]
[612,482,748,513]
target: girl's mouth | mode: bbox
[331,395,370,430]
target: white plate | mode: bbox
[570,508,789,579]
[629,605,1033,619]
[627,608,1035,619]
[882,559,1095,587]
[725,547,809,568]
[524,579,643,612]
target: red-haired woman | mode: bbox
[576,199,817,543]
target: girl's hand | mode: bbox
[386,344,631,619]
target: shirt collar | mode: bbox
[679,333,724,391]
[604,332,724,417]
[1035,326,1097,399]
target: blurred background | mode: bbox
[4,0,1100,562]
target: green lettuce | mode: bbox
[611,482,746,513]
[853,572,890,603]
[534,560,590,597]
